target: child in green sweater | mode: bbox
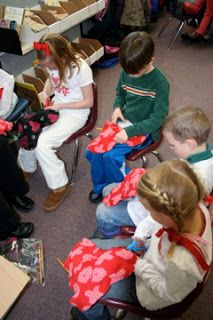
[86,32,170,202]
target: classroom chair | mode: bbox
[100,267,211,320]
[126,130,163,168]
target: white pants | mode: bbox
[18,112,87,189]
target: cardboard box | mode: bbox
[0,256,30,320]
[40,4,68,20]
[72,37,103,65]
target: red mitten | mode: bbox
[103,168,146,206]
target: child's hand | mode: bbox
[43,97,54,108]
[45,103,61,111]
[115,129,128,144]
[133,237,145,248]
[112,107,125,123]
[127,238,146,256]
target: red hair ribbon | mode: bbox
[33,42,51,56]
[204,195,213,205]
[156,227,210,271]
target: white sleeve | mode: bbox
[0,70,16,119]
[134,216,161,240]
[135,257,198,304]
[77,59,93,87]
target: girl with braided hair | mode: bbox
[70,160,212,319]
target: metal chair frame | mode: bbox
[65,83,98,186]
[158,14,186,49]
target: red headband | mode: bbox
[33,42,51,56]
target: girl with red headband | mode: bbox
[18,33,94,211]
[70,159,212,320]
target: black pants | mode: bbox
[0,135,29,239]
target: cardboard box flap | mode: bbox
[41,4,66,13]
[59,1,78,14]
[79,38,103,50]
[31,10,57,25]
[84,0,96,4]
[73,42,94,56]
[34,66,48,83]
[71,43,88,59]
[70,0,87,10]
[23,74,44,93]
[0,256,30,320]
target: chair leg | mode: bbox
[85,133,94,140]
[114,309,127,320]
[141,156,148,168]
[158,16,173,37]
[70,139,80,186]
[151,150,163,163]
[168,20,184,49]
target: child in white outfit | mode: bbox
[71,160,212,320]
[18,33,94,211]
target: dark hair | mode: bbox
[119,31,155,75]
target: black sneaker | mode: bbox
[10,222,34,238]
[12,195,35,212]
[88,191,103,203]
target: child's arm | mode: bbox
[134,216,161,241]
[125,81,169,138]
[40,77,54,104]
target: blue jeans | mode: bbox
[96,183,135,238]
[85,136,153,195]
[72,238,139,320]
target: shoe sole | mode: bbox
[42,184,71,212]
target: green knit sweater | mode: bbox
[113,67,170,140]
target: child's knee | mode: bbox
[96,203,109,221]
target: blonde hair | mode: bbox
[163,106,210,145]
[36,33,81,86]
[137,160,206,233]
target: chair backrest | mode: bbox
[101,267,211,319]
[126,129,163,161]
[65,82,98,143]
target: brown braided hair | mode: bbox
[137,160,206,233]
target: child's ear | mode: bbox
[150,56,155,64]
[185,138,198,151]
